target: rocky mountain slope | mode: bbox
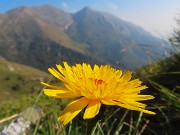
[0,4,166,70]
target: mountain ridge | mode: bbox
[67,6,165,68]
[0,4,166,70]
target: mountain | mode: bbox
[66,7,165,68]
[0,5,166,70]
[0,5,102,70]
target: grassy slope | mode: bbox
[0,58,64,134]
[134,52,180,135]
[0,57,51,103]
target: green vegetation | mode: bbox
[134,51,180,135]
[0,58,51,102]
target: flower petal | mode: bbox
[125,95,155,101]
[43,89,80,98]
[83,100,101,119]
[41,82,62,89]
[126,85,148,94]
[48,68,65,81]
[117,103,155,115]
[101,100,155,114]
[58,97,90,125]
[118,99,147,108]
[63,62,73,74]
[121,70,132,82]
[101,100,117,105]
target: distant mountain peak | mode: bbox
[6,4,64,15]
[73,6,100,20]
[32,4,63,12]
[82,6,92,11]
[38,4,55,8]
[29,4,68,18]
[7,5,30,13]
[14,5,29,10]
[77,6,97,14]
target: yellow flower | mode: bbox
[42,62,155,125]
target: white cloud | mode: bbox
[61,2,68,9]
[107,3,118,10]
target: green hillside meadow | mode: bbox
[0,57,51,102]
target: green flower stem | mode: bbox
[86,105,106,135]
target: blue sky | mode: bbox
[0,0,180,37]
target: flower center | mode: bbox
[94,79,104,86]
